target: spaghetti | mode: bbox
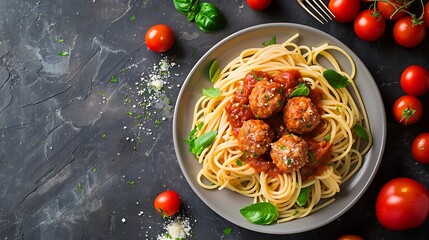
[190,34,372,223]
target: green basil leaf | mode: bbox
[353,124,368,141]
[191,130,217,155]
[239,202,278,225]
[173,0,198,15]
[195,2,226,32]
[262,36,276,46]
[209,59,220,83]
[202,87,221,98]
[323,69,350,88]
[187,0,200,21]
[289,82,310,98]
[296,187,311,207]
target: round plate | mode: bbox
[173,23,386,234]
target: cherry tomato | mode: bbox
[376,178,429,230]
[328,0,361,23]
[145,24,175,53]
[425,2,429,28]
[246,0,271,11]
[400,65,429,96]
[354,10,386,42]
[338,234,364,240]
[377,0,410,21]
[154,190,181,217]
[412,133,429,164]
[392,95,423,125]
[393,16,427,48]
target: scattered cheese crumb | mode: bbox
[121,218,126,223]
[157,216,192,240]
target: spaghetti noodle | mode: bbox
[189,33,372,223]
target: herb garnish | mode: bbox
[58,51,69,57]
[296,187,311,207]
[186,123,217,156]
[209,59,220,83]
[202,87,221,98]
[353,123,369,141]
[110,76,119,83]
[262,36,276,46]
[323,69,349,88]
[239,202,279,225]
[308,151,316,163]
[223,227,233,235]
[289,82,310,98]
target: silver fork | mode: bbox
[297,0,335,24]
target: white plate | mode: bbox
[173,23,386,234]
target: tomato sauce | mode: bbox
[300,139,332,181]
[246,155,281,177]
[225,70,268,135]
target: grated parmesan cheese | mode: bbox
[157,215,192,240]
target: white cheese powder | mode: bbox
[157,216,192,240]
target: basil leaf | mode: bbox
[353,123,368,141]
[173,0,198,15]
[190,130,217,155]
[296,187,311,207]
[323,69,349,88]
[239,202,278,225]
[262,36,276,46]
[187,0,200,21]
[209,59,220,83]
[289,82,310,98]
[202,87,221,98]
[195,2,226,32]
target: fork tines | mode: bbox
[297,0,335,24]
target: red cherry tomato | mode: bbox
[376,178,429,230]
[328,0,361,23]
[377,0,410,21]
[154,190,181,217]
[400,65,429,96]
[338,234,364,240]
[354,10,386,41]
[246,0,271,11]
[393,16,427,48]
[392,95,423,126]
[412,133,429,164]
[145,24,175,53]
[425,2,429,28]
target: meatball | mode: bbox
[283,97,321,134]
[249,80,285,119]
[237,119,275,156]
[270,134,309,173]
[272,70,302,97]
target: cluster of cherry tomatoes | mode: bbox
[392,64,429,163]
[329,0,429,47]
